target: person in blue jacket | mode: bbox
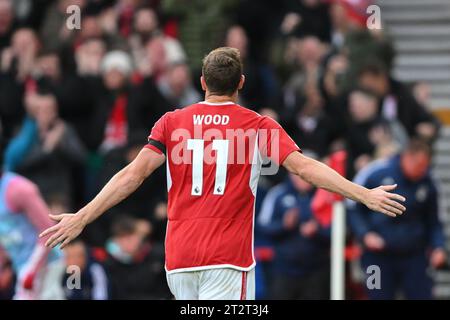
[258,173,330,300]
[347,139,447,299]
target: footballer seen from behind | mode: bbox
[40,47,406,300]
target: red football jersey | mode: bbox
[145,101,300,273]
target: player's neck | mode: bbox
[204,92,237,104]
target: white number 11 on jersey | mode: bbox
[187,139,229,196]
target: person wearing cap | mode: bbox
[89,50,134,154]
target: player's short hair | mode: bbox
[202,47,243,96]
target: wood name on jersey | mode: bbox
[193,114,230,125]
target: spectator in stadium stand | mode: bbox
[347,139,447,299]
[321,1,394,100]
[4,91,87,208]
[0,28,39,143]
[277,35,339,158]
[102,216,171,300]
[279,0,332,43]
[46,2,123,51]
[62,239,109,300]
[0,0,16,50]
[157,62,201,107]
[321,52,349,100]
[0,169,65,299]
[280,36,326,122]
[252,180,272,300]
[140,34,179,83]
[258,173,330,299]
[114,0,144,39]
[0,246,15,300]
[224,25,278,110]
[342,88,401,178]
[126,39,173,136]
[89,50,134,154]
[162,0,237,76]
[282,78,338,160]
[129,5,161,74]
[129,5,186,80]
[29,40,102,152]
[40,0,88,51]
[412,81,432,111]
[357,61,441,143]
[328,0,374,49]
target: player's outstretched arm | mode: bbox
[282,152,406,217]
[40,148,165,248]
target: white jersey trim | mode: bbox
[165,262,256,275]
[166,158,172,191]
[198,101,235,106]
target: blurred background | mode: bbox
[0,0,450,300]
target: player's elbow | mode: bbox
[291,153,317,181]
[121,165,146,189]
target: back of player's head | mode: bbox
[202,47,243,96]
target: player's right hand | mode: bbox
[363,184,406,217]
[39,213,86,249]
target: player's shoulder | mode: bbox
[231,104,264,118]
[160,106,184,120]
[228,107,286,133]
[226,106,279,125]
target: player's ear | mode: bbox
[200,76,207,91]
[238,75,245,90]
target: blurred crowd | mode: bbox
[0,0,447,299]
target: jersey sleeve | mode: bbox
[144,112,168,154]
[259,116,301,165]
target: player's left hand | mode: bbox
[39,213,86,249]
[363,184,406,217]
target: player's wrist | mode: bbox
[357,186,371,207]
[76,209,90,226]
